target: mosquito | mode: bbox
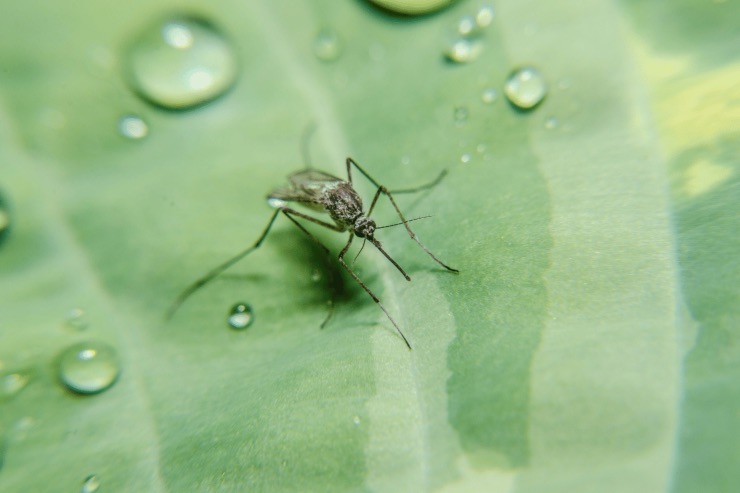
[167,157,458,349]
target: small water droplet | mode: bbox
[81,474,101,493]
[400,155,411,166]
[453,105,469,124]
[311,269,322,283]
[64,308,89,332]
[480,87,497,104]
[544,116,559,129]
[444,38,482,63]
[58,341,120,395]
[1,371,31,400]
[125,17,238,110]
[228,303,254,330]
[504,66,547,111]
[0,191,11,246]
[314,28,342,62]
[118,115,149,140]
[457,15,476,36]
[368,0,455,15]
[475,4,495,28]
[476,143,486,154]
[352,415,361,425]
[460,153,471,164]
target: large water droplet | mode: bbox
[118,115,149,140]
[444,38,482,64]
[125,17,237,110]
[0,191,11,246]
[228,303,254,330]
[313,28,342,62]
[81,474,101,493]
[368,0,455,15]
[58,341,120,395]
[504,66,547,110]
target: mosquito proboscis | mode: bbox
[167,157,458,349]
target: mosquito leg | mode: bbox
[338,234,412,350]
[346,157,447,194]
[381,188,459,272]
[279,208,340,327]
[346,157,458,273]
[166,209,282,319]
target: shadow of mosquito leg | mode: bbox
[166,209,282,320]
[338,234,412,350]
[279,207,344,329]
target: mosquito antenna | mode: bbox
[352,238,367,266]
[300,121,318,169]
[376,215,433,230]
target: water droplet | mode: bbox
[544,116,559,129]
[118,115,149,140]
[457,15,476,36]
[64,308,89,331]
[368,0,455,15]
[476,143,486,154]
[311,269,322,282]
[228,303,254,330]
[504,66,547,111]
[460,153,471,164]
[475,4,495,28]
[480,87,497,104]
[58,341,120,395]
[81,474,101,493]
[1,370,31,400]
[453,105,469,124]
[314,28,342,62]
[444,38,482,63]
[352,415,361,425]
[400,155,411,166]
[0,191,11,246]
[125,17,238,110]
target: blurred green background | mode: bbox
[1,0,738,492]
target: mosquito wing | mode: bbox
[267,169,344,210]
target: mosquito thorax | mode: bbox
[354,216,376,239]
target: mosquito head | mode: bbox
[353,216,376,239]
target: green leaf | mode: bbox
[1,0,738,492]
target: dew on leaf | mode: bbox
[118,115,149,140]
[544,116,559,129]
[481,87,497,104]
[0,191,11,246]
[475,4,495,28]
[504,66,547,110]
[80,474,101,493]
[58,341,120,395]
[444,38,482,63]
[125,16,237,110]
[64,308,89,332]
[368,0,456,15]
[460,153,471,164]
[228,303,254,330]
[0,370,31,400]
[314,28,342,62]
[453,105,469,124]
